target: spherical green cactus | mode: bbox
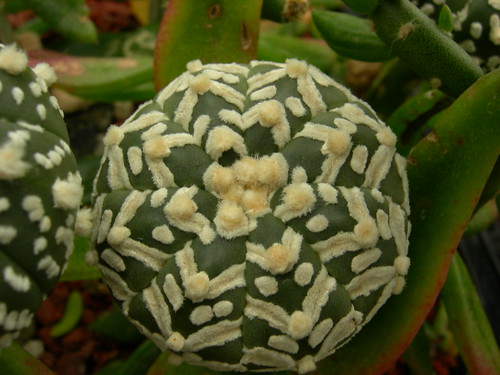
[0,44,83,346]
[91,59,410,373]
[412,0,500,72]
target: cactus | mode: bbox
[91,59,410,373]
[0,44,83,347]
[411,0,500,72]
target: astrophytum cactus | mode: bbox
[90,59,410,373]
[412,0,500,71]
[0,45,83,346]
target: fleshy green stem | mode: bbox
[441,253,500,375]
[261,0,310,22]
[369,0,483,97]
[154,0,263,89]
[50,290,84,337]
[0,342,54,375]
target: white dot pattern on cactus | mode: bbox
[0,44,82,347]
[92,59,410,373]
[413,0,500,71]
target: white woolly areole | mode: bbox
[12,87,24,105]
[265,243,294,275]
[84,249,99,266]
[354,219,379,248]
[143,135,171,159]
[214,200,248,238]
[394,255,411,276]
[376,128,397,147]
[0,143,30,180]
[258,100,283,127]
[3,266,31,292]
[294,262,314,286]
[190,305,214,325]
[52,172,83,210]
[323,129,351,155]
[164,191,198,220]
[213,300,233,317]
[288,311,313,340]
[306,214,329,233]
[0,226,17,244]
[297,355,317,374]
[184,272,210,302]
[490,14,500,45]
[0,197,10,213]
[152,225,175,244]
[186,59,203,73]
[190,74,211,94]
[205,126,247,160]
[489,0,500,10]
[0,45,28,75]
[33,63,57,86]
[75,208,93,236]
[393,276,406,295]
[255,276,279,297]
[285,58,308,78]
[167,332,185,352]
[103,125,124,147]
[107,226,131,246]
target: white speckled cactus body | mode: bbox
[0,45,82,346]
[91,59,410,373]
[412,0,500,71]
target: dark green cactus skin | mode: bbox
[0,45,82,346]
[412,0,500,72]
[91,59,410,373]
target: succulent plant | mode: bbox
[91,59,410,373]
[412,0,500,72]
[0,44,83,347]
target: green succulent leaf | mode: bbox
[437,4,454,33]
[19,0,97,43]
[0,341,54,375]
[309,56,500,375]
[50,290,83,337]
[154,0,263,89]
[258,31,338,72]
[29,53,155,102]
[475,159,500,212]
[261,0,310,22]
[385,89,450,155]
[114,340,161,375]
[312,10,393,62]
[89,306,144,344]
[60,235,100,281]
[400,328,436,375]
[341,0,379,14]
[370,0,484,98]
[441,253,500,375]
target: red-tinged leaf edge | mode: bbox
[311,64,500,374]
[441,253,500,375]
[27,50,153,101]
[153,0,263,90]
